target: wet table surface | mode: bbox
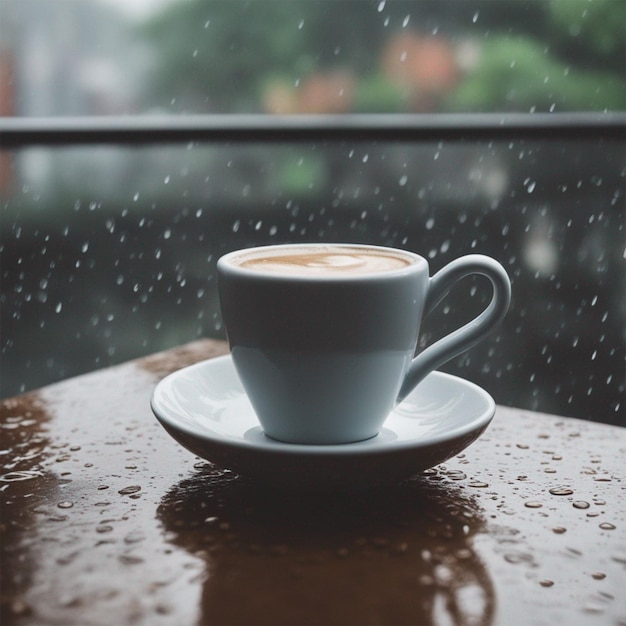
[1,339,624,626]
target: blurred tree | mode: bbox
[446,0,625,112]
[140,0,625,113]
[446,35,625,112]
[549,0,625,64]
[141,1,318,112]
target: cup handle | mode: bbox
[397,254,511,402]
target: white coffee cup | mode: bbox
[217,243,510,445]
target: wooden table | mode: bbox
[2,340,624,625]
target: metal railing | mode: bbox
[0,112,624,147]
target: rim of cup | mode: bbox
[217,243,427,280]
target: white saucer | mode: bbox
[151,355,495,489]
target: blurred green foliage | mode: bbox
[140,0,624,113]
[448,0,625,111]
[549,0,626,59]
[446,36,625,112]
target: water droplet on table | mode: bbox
[1,470,43,482]
[504,551,535,565]
[549,487,574,496]
[96,525,114,534]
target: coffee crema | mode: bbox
[232,246,413,276]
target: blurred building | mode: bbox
[0,0,151,192]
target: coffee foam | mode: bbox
[231,246,413,276]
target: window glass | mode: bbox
[2,139,624,425]
[1,0,624,116]
[0,0,624,427]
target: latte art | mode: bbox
[234,247,412,276]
